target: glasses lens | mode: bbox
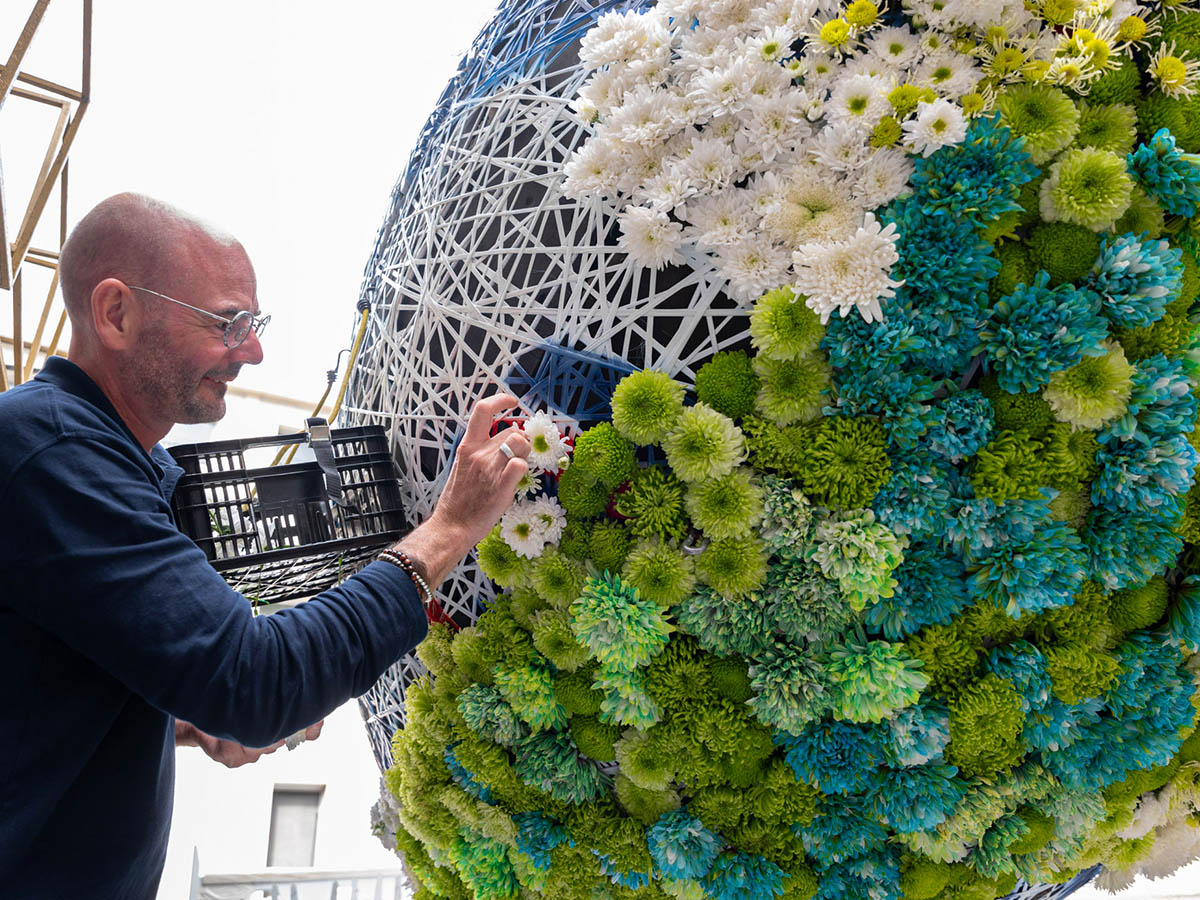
[228,312,254,348]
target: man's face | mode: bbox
[128,240,264,425]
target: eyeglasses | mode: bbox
[128,285,270,348]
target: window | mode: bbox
[266,783,324,866]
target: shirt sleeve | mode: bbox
[1,434,428,747]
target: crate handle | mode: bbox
[306,417,345,507]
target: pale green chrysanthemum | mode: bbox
[621,536,697,607]
[749,285,825,361]
[684,467,765,540]
[827,639,928,724]
[1039,148,1134,231]
[752,353,832,426]
[1043,339,1135,429]
[611,369,686,446]
[1073,101,1138,155]
[612,726,675,791]
[531,607,591,673]
[995,83,1080,165]
[695,533,768,599]
[662,402,746,483]
[807,509,906,612]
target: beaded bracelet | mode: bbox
[376,548,433,607]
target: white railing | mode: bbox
[188,851,409,900]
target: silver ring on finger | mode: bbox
[499,441,515,460]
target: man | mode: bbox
[0,193,530,898]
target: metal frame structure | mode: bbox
[0,0,91,391]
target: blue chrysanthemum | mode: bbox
[1086,233,1183,328]
[910,113,1037,227]
[945,485,1056,556]
[512,731,610,805]
[512,812,571,870]
[646,808,722,882]
[799,794,889,866]
[969,521,1087,617]
[872,452,956,540]
[701,850,786,900]
[865,541,970,640]
[985,641,1053,714]
[1083,506,1183,590]
[1023,695,1104,754]
[1104,354,1199,442]
[1092,433,1197,514]
[978,272,1108,393]
[777,718,889,795]
[885,700,952,767]
[871,763,968,833]
[1169,574,1200,652]
[818,848,904,900]
[926,390,995,462]
[1127,128,1200,216]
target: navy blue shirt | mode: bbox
[0,357,427,898]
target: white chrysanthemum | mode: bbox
[902,98,968,157]
[1119,790,1173,840]
[606,86,686,148]
[674,27,732,73]
[749,0,819,32]
[575,67,634,121]
[840,53,900,81]
[914,48,982,99]
[684,188,755,249]
[809,119,872,171]
[579,10,672,70]
[700,0,758,32]
[792,212,903,323]
[746,24,799,62]
[562,136,628,199]
[864,25,921,69]
[939,0,1018,30]
[500,500,551,558]
[851,148,915,209]
[827,73,891,128]
[688,55,759,119]
[633,168,696,212]
[680,136,739,193]
[801,47,839,93]
[759,165,862,245]
[718,239,792,302]
[618,205,684,269]
[529,495,567,546]
[521,412,568,473]
[737,92,813,164]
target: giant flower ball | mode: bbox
[379,2,1200,899]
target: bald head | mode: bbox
[59,193,245,329]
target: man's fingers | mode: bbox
[491,430,530,462]
[463,393,519,446]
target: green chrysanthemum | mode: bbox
[569,715,620,761]
[558,519,592,560]
[752,353,832,426]
[685,467,765,540]
[1114,184,1166,239]
[1039,148,1134,231]
[494,657,568,734]
[595,664,661,728]
[532,607,590,672]
[614,465,690,541]
[991,241,1038,300]
[1026,220,1102,286]
[695,534,768,599]
[1045,644,1122,704]
[1081,54,1140,104]
[711,655,752,702]
[1113,310,1199,361]
[662,402,746,483]
[946,674,1027,779]
[742,415,809,475]
[614,774,681,826]
[451,626,498,686]
[1026,581,1114,650]
[570,572,674,670]
[447,831,519,900]
[588,519,631,575]
[1044,339,1135,429]
[981,377,1054,436]
[621,537,697,607]
[556,463,611,519]
[613,726,677,791]
[1108,576,1170,634]
[531,548,587,607]
[827,639,928,724]
[749,285,824,361]
[611,369,686,445]
[971,430,1051,503]
[1041,421,1101,486]
[1074,101,1138,155]
[555,667,604,716]
[509,587,548,629]
[477,525,529,589]
[797,416,892,509]
[571,422,637,488]
[808,509,905,611]
[1047,485,1092,530]
[903,620,981,694]
[996,83,1081,164]
[694,350,760,420]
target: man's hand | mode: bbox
[175,720,323,769]
[398,394,530,586]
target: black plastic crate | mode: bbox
[168,424,405,605]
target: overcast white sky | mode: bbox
[2,0,499,409]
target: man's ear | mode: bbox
[91,278,140,351]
